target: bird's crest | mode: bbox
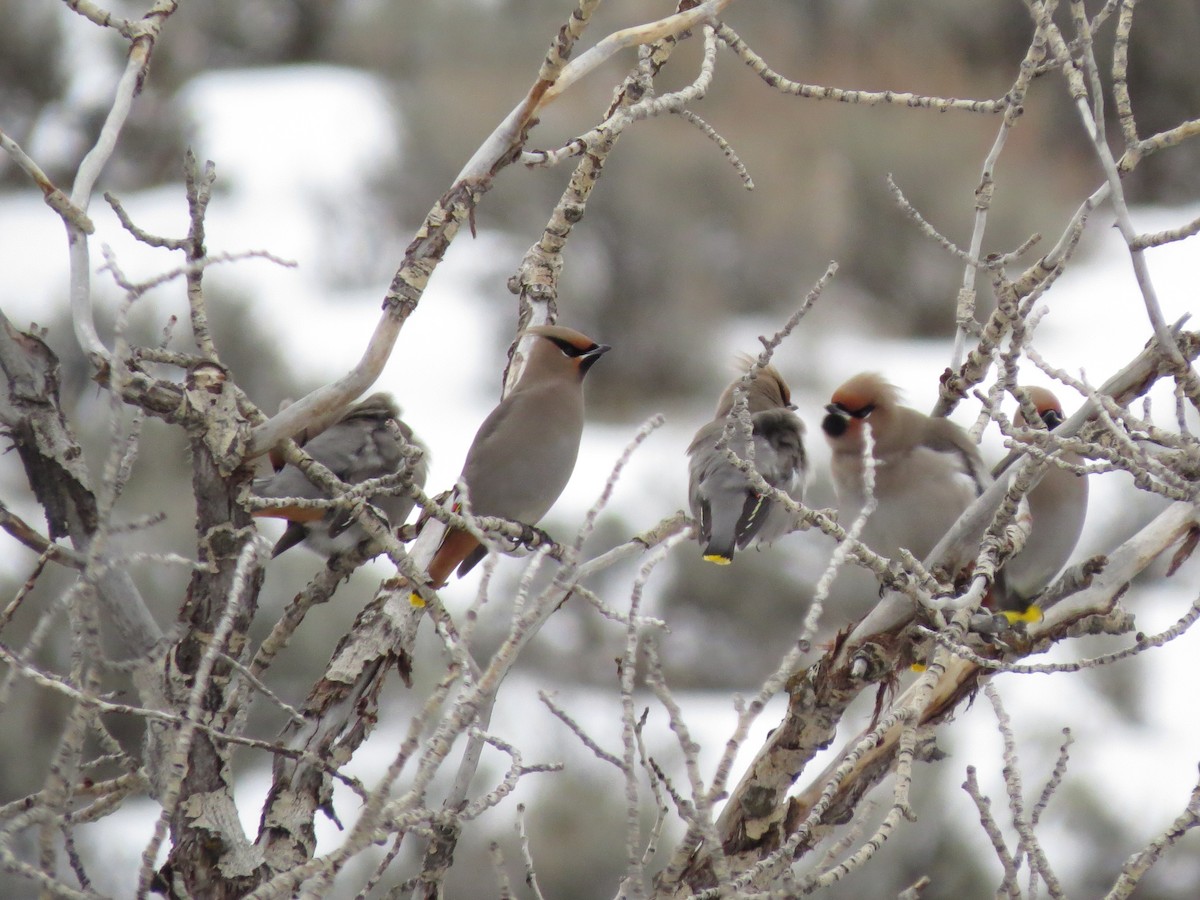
[718,358,793,413]
[830,372,901,414]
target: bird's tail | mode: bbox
[702,542,734,565]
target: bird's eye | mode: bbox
[844,403,875,419]
[548,337,596,358]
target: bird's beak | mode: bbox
[579,343,611,374]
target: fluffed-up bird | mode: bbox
[254,393,428,558]
[822,373,991,570]
[419,324,610,590]
[686,363,807,564]
[993,386,1089,620]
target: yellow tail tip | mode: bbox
[409,592,426,608]
[910,663,928,672]
[1001,606,1043,625]
[703,554,733,566]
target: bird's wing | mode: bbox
[921,418,991,494]
[750,409,808,495]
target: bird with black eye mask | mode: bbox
[822,372,991,574]
[992,386,1089,622]
[417,325,610,595]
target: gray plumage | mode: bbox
[687,365,808,564]
[995,387,1089,612]
[256,392,428,558]
[427,324,610,584]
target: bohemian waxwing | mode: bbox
[687,364,807,564]
[254,393,428,558]
[421,324,610,588]
[994,386,1089,617]
[821,373,991,569]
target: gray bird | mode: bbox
[254,392,428,558]
[822,372,991,569]
[423,324,610,587]
[994,386,1089,620]
[687,364,808,564]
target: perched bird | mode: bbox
[822,373,991,569]
[686,364,807,564]
[420,324,610,589]
[993,386,1088,618]
[254,393,428,558]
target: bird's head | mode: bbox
[1015,386,1065,431]
[822,372,899,447]
[524,324,611,381]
